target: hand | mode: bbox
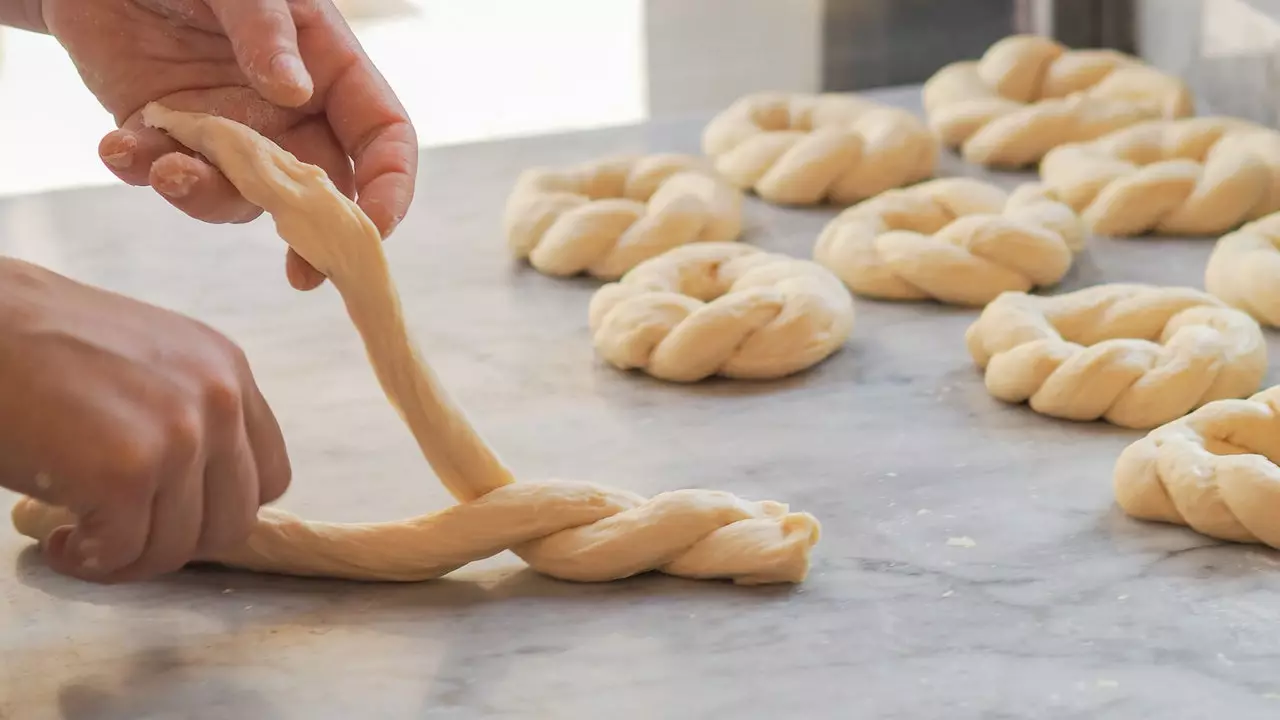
[0,259,291,582]
[41,0,418,290]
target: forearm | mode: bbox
[0,0,46,33]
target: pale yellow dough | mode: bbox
[700,91,937,206]
[813,178,1084,306]
[923,34,1193,168]
[1039,117,1280,236]
[1205,211,1280,325]
[504,154,744,280]
[588,242,855,382]
[965,284,1267,429]
[1113,384,1280,548]
[9,105,822,585]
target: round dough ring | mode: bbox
[965,283,1267,429]
[1039,117,1280,236]
[813,177,1085,306]
[700,91,937,206]
[504,154,744,280]
[923,34,1193,168]
[589,242,855,382]
[1114,384,1280,549]
[1206,211,1280,326]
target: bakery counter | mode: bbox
[3,86,1280,719]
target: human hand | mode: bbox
[0,259,291,582]
[41,0,418,290]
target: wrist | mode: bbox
[0,0,47,33]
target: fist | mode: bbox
[0,259,291,582]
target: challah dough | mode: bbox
[813,177,1084,306]
[1113,384,1280,548]
[588,242,855,382]
[505,154,744,280]
[924,34,1193,168]
[1039,117,1280,236]
[700,92,937,206]
[965,283,1267,429]
[10,105,822,585]
[1205,211,1280,325]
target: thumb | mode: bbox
[207,0,315,108]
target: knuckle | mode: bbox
[161,405,205,466]
[202,371,244,423]
[101,436,164,495]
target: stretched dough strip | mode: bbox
[10,105,821,585]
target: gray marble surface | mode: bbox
[4,86,1280,719]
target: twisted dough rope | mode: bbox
[504,154,744,280]
[1039,117,1280,236]
[1205,211,1280,326]
[588,242,855,382]
[10,105,821,585]
[923,34,1193,168]
[813,177,1085,307]
[700,91,937,206]
[965,283,1267,429]
[1113,385,1280,548]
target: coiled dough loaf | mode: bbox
[701,92,937,206]
[1039,117,1280,236]
[589,242,855,382]
[1205,211,1280,326]
[814,177,1084,306]
[965,283,1267,429]
[1113,385,1280,549]
[924,34,1194,168]
[505,154,744,280]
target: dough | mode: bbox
[1113,384,1280,548]
[1205,211,1280,325]
[504,154,743,280]
[924,34,1193,168]
[813,178,1084,306]
[965,284,1267,429]
[1039,117,1280,236]
[700,92,937,205]
[588,242,855,382]
[9,105,822,585]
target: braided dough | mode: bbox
[1205,211,1280,325]
[588,242,855,382]
[700,92,937,206]
[504,154,744,280]
[965,284,1267,429]
[10,105,822,585]
[813,178,1084,306]
[1039,117,1280,236]
[924,34,1193,168]
[1114,385,1280,549]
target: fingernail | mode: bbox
[157,171,198,199]
[271,53,313,94]
[102,135,137,169]
[77,538,102,571]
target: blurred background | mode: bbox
[0,0,1273,199]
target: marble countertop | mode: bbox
[3,86,1280,720]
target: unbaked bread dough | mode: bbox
[1205,211,1280,326]
[924,34,1193,168]
[588,242,855,382]
[9,105,822,585]
[965,283,1267,429]
[1039,117,1280,236]
[813,178,1084,306]
[701,92,937,205]
[504,154,744,280]
[1113,384,1280,548]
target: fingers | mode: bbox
[41,473,157,581]
[148,152,264,225]
[208,0,314,108]
[241,383,292,505]
[197,429,259,557]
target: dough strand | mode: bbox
[10,104,821,585]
